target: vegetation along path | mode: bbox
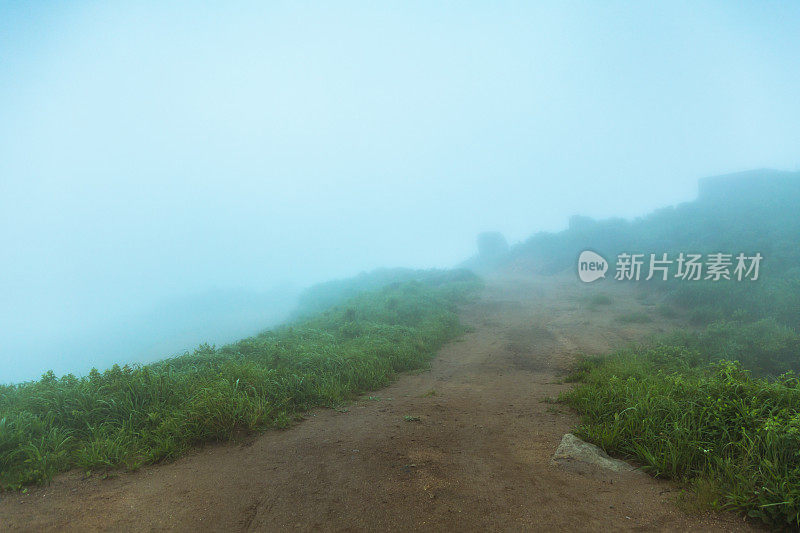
[0,275,758,531]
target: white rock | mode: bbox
[552,433,639,475]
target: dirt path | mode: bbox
[0,275,757,532]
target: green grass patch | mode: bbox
[562,345,800,527]
[0,274,480,490]
[663,319,800,376]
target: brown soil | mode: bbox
[0,275,759,532]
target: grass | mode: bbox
[663,319,800,376]
[0,274,480,490]
[563,252,800,528]
[562,345,800,527]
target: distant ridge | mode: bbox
[464,168,800,276]
[698,168,800,205]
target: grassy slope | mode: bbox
[0,273,480,490]
[549,174,800,527]
[563,347,800,527]
[563,287,800,526]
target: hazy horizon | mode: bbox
[2,2,800,383]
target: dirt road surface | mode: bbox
[0,275,759,532]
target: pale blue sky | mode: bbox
[2,2,799,381]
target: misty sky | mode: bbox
[2,2,800,382]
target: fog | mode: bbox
[2,2,799,383]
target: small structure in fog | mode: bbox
[459,231,510,273]
[477,231,509,260]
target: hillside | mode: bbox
[484,169,800,281]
